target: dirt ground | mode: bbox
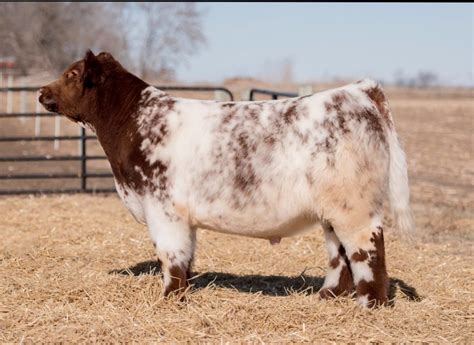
[0,84,473,342]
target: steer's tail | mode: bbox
[387,127,415,242]
[363,79,415,242]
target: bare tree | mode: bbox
[393,69,439,88]
[393,69,407,87]
[131,3,206,80]
[0,3,128,74]
[416,71,439,87]
[280,58,294,83]
[0,2,205,80]
[0,2,42,74]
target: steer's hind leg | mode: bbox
[335,217,389,308]
[319,222,355,299]
[145,207,196,297]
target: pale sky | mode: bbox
[174,3,473,86]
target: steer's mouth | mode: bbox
[43,101,59,113]
[38,94,59,113]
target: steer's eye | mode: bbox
[67,70,79,79]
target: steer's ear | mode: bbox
[82,49,105,88]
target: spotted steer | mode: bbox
[39,51,414,307]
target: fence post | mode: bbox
[53,116,60,150]
[19,90,26,123]
[0,72,3,109]
[6,75,13,113]
[214,90,230,101]
[242,89,251,101]
[80,127,87,192]
[298,85,313,96]
[77,126,82,156]
[35,92,41,136]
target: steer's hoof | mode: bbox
[357,295,388,308]
[318,288,337,299]
[164,285,189,302]
[164,278,189,302]
[319,286,354,300]
[163,264,189,301]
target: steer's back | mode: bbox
[135,79,393,238]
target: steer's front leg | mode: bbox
[145,204,196,297]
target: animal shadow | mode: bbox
[109,260,323,295]
[109,260,422,302]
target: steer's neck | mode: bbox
[91,72,148,152]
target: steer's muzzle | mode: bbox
[38,87,58,113]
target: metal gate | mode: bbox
[0,85,234,195]
[248,88,298,100]
[0,85,305,195]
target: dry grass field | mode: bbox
[0,83,473,342]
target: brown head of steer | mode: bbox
[39,51,152,198]
[39,50,147,134]
[39,50,415,307]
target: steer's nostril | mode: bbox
[39,88,54,104]
[39,88,46,101]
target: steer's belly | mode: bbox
[191,210,320,239]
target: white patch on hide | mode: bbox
[322,261,344,289]
[357,294,370,307]
[114,179,146,224]
[351,261,374,285]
